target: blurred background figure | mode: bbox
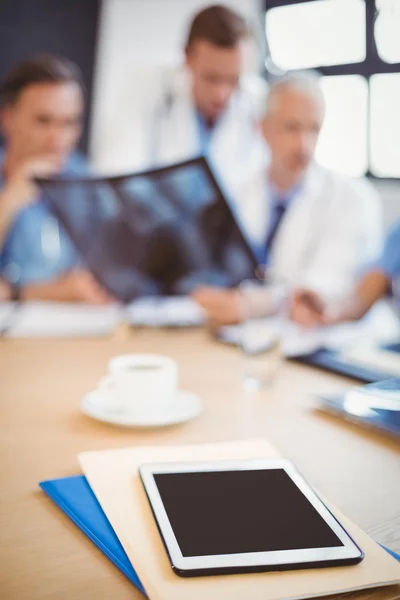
[0,0,398,309]
[0,55,112,303]
[193,72,383,325]
[291,219,400,327]
[92,4,268,206]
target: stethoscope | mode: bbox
[148,80,176,164]
[146,72,257,165]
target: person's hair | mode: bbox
[185,4,251,50]
[0,54,84,107]
[264,71,325,117]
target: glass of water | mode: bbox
[239,275,286,391]
[392,275,400,320]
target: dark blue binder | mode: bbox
[39,474,399,590]
[39,475,146,596]
[383,342,400,354]
[289,348,398,383]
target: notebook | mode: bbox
[290,348,391,383]
[125,296,206,328]
[0,301,121,338]
[78,439,400,600]
[340,345,400,377]
[39,475,146,596]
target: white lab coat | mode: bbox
[237,163,383,301]
[91,64,269,201]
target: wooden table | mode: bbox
[1,328,399,599]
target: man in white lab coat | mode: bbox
[193,73,383,325]
[92,4,268,201]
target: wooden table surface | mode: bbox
[1,327,399,600]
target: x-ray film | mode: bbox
[38,157,257,302]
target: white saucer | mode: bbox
[81,388,203,428]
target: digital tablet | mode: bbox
[139,458,363,577]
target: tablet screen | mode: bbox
[153,468,343,557]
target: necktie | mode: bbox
[265,201,287,254]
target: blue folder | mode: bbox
[39,475,146,596]
[39,474,399,591]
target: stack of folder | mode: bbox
[39,439,400,599]
[40,474,146,595]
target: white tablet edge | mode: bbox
[139,458,362,572]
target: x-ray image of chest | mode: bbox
[38,157,257,301]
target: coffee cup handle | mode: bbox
[93,375,120,410]
[97,375,114,392]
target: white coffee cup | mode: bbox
[97,354,178,416]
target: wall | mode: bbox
[0,0,100,153]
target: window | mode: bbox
[375,0,400,64]
[316,75,368,176]
[370,73,400,177]
[266,0,365,71]
[265,0,400,179]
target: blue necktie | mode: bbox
[265,201,287,254]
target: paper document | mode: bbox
[3,302,121,338]
[217,307,400,358]
[219,317,281,352]
[125,296,206,328]
[282,301,400,357]
[0,302,19,334]
[340,346,400,377]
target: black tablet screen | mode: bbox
[154,468,343,557]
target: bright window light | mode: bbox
[374,0,400,64]
[370,73,400,177]
[316,75,368,177]
[266,0,366,71]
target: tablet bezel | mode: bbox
[139,458,363,575]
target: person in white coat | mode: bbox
[193,72,383,325]
[92,4,268,202]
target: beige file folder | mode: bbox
[79,439,400,600]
